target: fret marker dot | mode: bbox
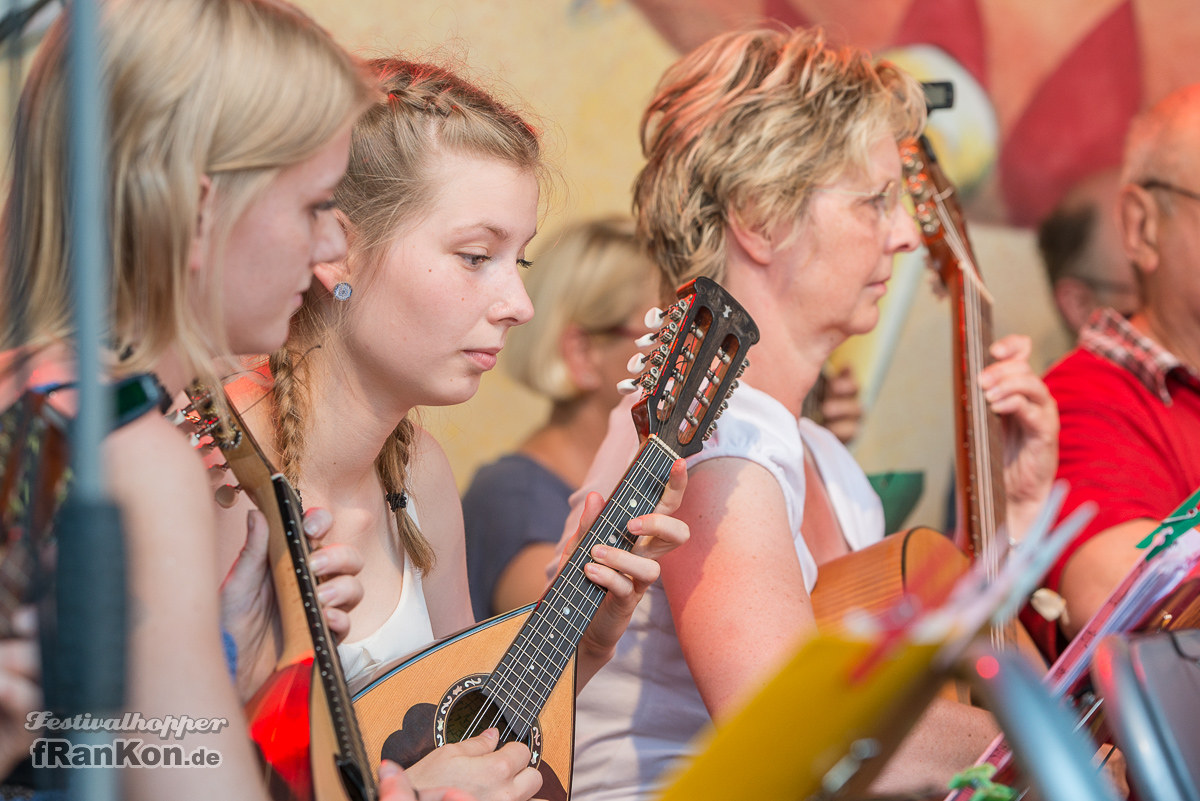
[627,498,636,508]
[562,606,572,616]
[608,534,617,544]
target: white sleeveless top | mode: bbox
[562,385,885,801]
[337,503,436,689]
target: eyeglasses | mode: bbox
[1139,179,1200,204]
[813,179,908,218]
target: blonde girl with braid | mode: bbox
[216,58,688,801]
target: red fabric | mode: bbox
[1021,347,1200,656]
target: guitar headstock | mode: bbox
[630,276,759,458]
[900,136,977,290]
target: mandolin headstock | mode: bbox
[900,136,978,292]
[629,276,759,458]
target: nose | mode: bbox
[888,203,921,254]
[492,262,535,327]
[313,211,348,266]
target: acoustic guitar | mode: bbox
[814,136,1047,663]
[185,386,375,801]
[350,276,759,801]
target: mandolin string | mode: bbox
[479,444,674,740]
[933,187,1017,651]
[933,192,1000,579]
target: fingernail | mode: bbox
[591,544,607,559]
[626,518,643,534]
[309,551,328,573]
[483,727,499,741]
[303,517,320,536]
[316,584,335,603]
[379,761,400,779]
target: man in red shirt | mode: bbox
[1034,83,1200,654]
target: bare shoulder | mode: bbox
[406,424,472,633]
[407,425,456,496]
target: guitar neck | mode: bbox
[948,265,1008,569]
[483,435,678,734]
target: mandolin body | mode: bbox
[352,606,574,801]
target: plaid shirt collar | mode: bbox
[1078,308,1200,404]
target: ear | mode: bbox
[560,322,601,393]
[1052,277,1097,333]
[187,175,214,274]
[726,208,775,266]
[312,259,350,294]
[1118,184,1160,275]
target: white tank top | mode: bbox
[337,503,436,689]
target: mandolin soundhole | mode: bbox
[435,674,543,767]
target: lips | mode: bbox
[464,348,500,370]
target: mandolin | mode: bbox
[185,387,375,801]
[350,276,758,801]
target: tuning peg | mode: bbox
[650,348,668,366]
[635,332,658,348]
[643,307,665,328]
[208,463,230,477]
[626,353,647,374]
[616,379,640,395]
[214,483,243,509]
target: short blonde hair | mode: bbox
[505,217,656,400]
[269,58,545,572]
[634,27,926,287]
[2,0,373,385]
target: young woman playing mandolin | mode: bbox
[558,27,1060,801]
[215,58,689,801]
[0,1,446,798]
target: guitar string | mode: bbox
[472,443,676,738]
[934,193,1001,581]
[932,190,1012,652]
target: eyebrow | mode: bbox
[449,222,538,244]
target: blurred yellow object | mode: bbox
[656,632,946,801]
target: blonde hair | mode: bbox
[2,0,373,390]
[633,27,926,287]
[268,58,544,571]
[505,217,655,400]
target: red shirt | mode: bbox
[1024,309,1200,655]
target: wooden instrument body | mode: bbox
[811,527,968,631]
[352,606,575,801]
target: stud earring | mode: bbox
[333,281,352,301]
